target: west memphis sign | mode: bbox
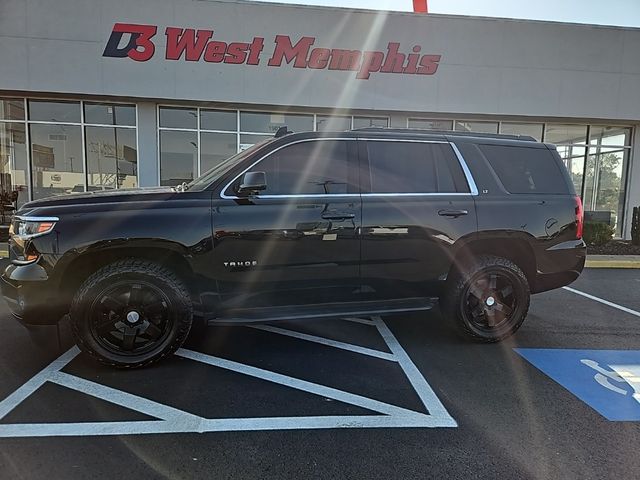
[103,23,442,80]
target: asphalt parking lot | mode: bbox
[1,267,639,479]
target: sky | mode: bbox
[246,0,640,28]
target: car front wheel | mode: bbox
[70,259,193,368]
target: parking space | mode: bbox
[1,269,640,479]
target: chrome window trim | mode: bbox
[219,137,479,200]
[14,215,59,222]
[448,142,479,196]
[220,138,356,199]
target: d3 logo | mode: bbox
[103,23,157,62]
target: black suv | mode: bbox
[2,128,586,367]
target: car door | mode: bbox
[359,137,478,300]
[211,138,362,311]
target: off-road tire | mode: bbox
[70,259,193,368]
[443,255,530,343]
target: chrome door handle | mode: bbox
[321,212,355,220]
[438,209,468,218]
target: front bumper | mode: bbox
[1,262,66,326]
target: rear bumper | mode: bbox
[532,240,587,293]
[1,262,66,326]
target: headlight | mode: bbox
[10,216,58,240]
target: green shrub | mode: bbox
[583,221,615,246]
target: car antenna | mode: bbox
[274,126,293,138]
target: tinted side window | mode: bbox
[366,141,469,193]
[479,144,570,194]
[246,140,355,195]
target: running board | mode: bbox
[207,297,437,325]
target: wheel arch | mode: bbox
[56,241,200,308]
[449,234,537,288]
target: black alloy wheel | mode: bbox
[70,259,193,368]
[462,271,519,333]
[89,280,173,356]
[446,255,530,342]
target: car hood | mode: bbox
[19,187,176,211]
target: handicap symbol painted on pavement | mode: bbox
[515,349,640,421]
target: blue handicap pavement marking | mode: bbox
[515,349,640,421]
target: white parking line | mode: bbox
[176,348,419,417]
[250,325,397,361]
[562,286,640,318]
[0,316,456,437]
[0,347,80,421]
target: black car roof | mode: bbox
[277,128,538,143]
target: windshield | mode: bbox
[186,140,274,191]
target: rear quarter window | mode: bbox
[478,144,570,194]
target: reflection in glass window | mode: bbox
[583,147,629,237]
[201,110,237,132]
[589,126,631,147]
[556,145,586,195]
[28,100,81,123]
[500,123,543,141]
[455,121,499,134]
[408,119,454,131]
[544,124,587,145]
[480,144,569,194]
[246,140,353,195]
[367,142,468,194]
[240,134,272,150]
[84,103,136,126]
[159,107,197,129]
[200,132,237,174]
[0,122,29,207]
[240,112,313,133]
[352,117,389,129]
[85,127,137,190]
[316,115,351,132]
[0,99,25,121]
[160,130,197,186]
[29,124,83,199]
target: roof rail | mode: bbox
[351,126,537,142]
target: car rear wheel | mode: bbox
[445,255,530,342]
[70,259,193,368]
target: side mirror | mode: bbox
[238,171,267,195]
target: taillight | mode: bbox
[575,195,584,239]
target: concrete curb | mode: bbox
[585,255,640,269]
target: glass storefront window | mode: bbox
[0,122,29,208]
[589,126,632,147]
[556,145,587,195]
[84,103,136,126]
[408,119,454,131]
[200,132,237,173]
[29,123,83,199]
[500,122,544,141]
[239,134,272,150]
[353,117,389,129]
[544,124,587,145]
[85,127,137,190]
[201,110,237,132]
[240,112,314,133]
[160,130,197,186]
[316,115,352,131]
[583,147,629,236]
[28,100,81,123]
[455,121,499,134]
[159,107,197,129]
[0,99,25,121]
